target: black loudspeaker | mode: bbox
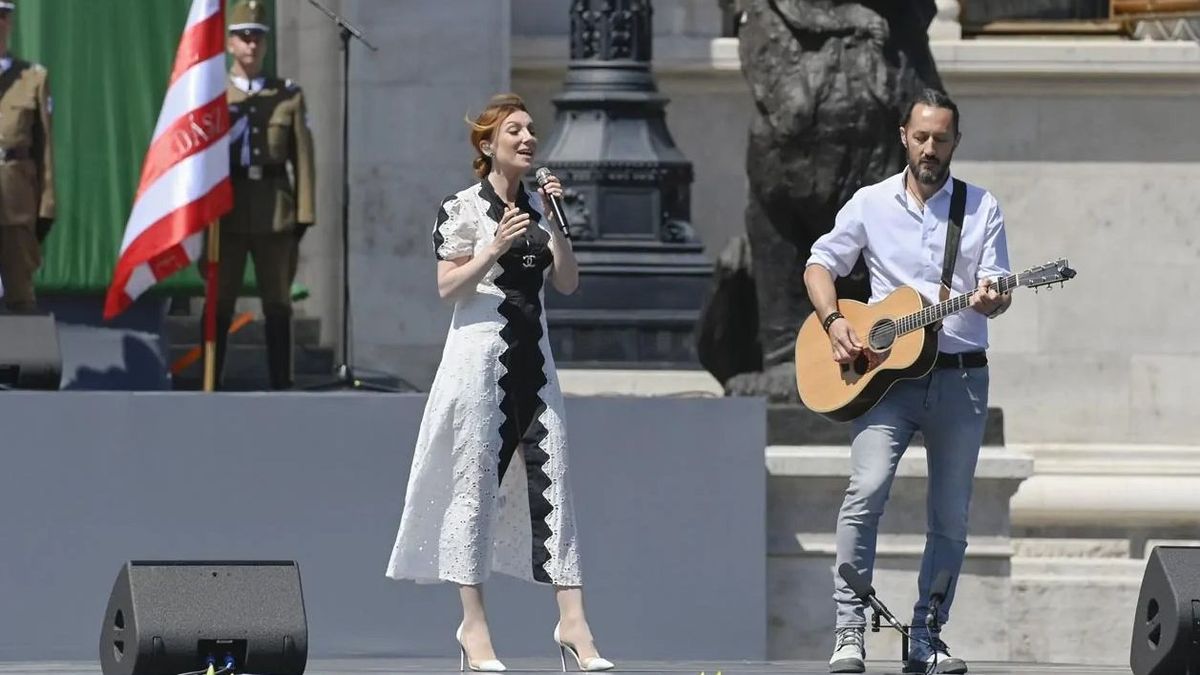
[99,561,308,675]
[0,312,62,390]
[1131,546,1200,675]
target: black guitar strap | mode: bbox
[940,178,967,303]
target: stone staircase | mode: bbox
[164,311,336,390]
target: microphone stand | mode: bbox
[842,572,939,671]
[925,595,945,675]
[922,571,953,675]
[302,0,413,392]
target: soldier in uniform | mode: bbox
[0,0,55,313]
[207,0,315,389]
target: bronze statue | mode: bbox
[701,0,944,401]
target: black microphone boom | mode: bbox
[535,167,572,239]
[838,563,903,630]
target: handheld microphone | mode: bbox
[926,570,953,631]
[838,563,903,630]
[534,167,572,240]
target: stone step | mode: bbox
[1012,554,1147,582]
[1012,537,1131,559]
[557,368,723,397]
[171,373,342,391]
[164,315,323,347]
[170,369,412,391]
[767,404,1006,446]
[169,343,335,389]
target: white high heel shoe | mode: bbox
[456,624,506,672]
[554,623,614,672]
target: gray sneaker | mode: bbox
[828,626,866,673]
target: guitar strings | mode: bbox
[863,273,1021,344]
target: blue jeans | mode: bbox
[832,366,990,629]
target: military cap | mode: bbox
[229,0,270,35]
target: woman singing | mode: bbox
[386,94,613,673]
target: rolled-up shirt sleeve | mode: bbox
[977,195,1011,283]
[806,194,866,278]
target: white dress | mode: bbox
[385,179,582,586]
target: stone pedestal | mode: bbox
[766,444,1033,661]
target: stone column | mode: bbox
[929,0,963,40]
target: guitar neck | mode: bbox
[896,273,1019,336]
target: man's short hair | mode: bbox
[902,88,960,134]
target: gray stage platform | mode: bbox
[0,658,1131,675]
[0,392,764,662]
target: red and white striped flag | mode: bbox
[103,0,232,319]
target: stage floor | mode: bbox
[0,659,1129,675]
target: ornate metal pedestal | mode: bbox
[539,0,710,367]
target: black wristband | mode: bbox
[822,311,844,333]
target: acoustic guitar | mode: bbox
[794,259,1076,422]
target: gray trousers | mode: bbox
[833,365,990,629]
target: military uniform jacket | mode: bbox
[0,57,55,228]
[224,75,314,234]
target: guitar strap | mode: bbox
[940,178,967,304]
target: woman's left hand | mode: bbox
[538,174,563,222]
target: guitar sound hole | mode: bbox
[868,319,897,351]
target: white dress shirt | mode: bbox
[230,75,265,94]
[806,169,1011,354]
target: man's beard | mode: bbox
[909,157,949,185]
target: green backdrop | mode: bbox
[12,0,275,295]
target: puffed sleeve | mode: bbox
[433,195,477,261]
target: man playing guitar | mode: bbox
[805,89,1011,674]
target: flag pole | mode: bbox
[202,220,221,392]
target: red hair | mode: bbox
[467,93,529,179]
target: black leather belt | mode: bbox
[0,147,33,161]
[231,164,288,181]
[935,351,987,369]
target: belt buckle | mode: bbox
[247,165,263,181]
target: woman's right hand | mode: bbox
[488,206,530,257]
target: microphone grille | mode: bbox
[535,167,551,185]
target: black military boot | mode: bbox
[264,311,294,390]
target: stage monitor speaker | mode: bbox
[99,561,308,675]
[1131,546,1200,675]
[0,312,62,390]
